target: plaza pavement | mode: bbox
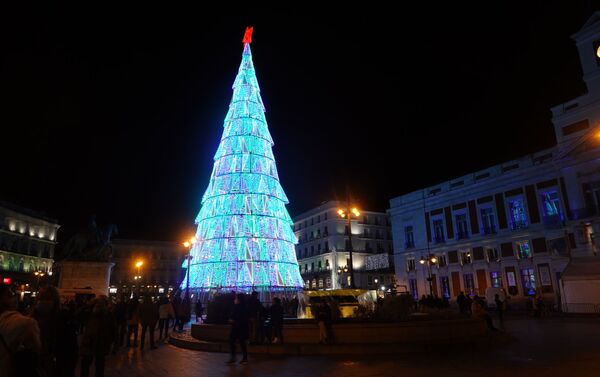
[99,316,600,377]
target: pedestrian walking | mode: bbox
[494,294,505,329]
[158,296,175,340]
[268,297,284,344]
[79,297,115,377]
[0,285,42,377]
[227,294,249,365]
[138,295,159,350]
[125,296,140,347]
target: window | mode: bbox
[516,240,531,259]
[542,191,561,216]
[318,260,322,270]
[365,242,372,252]
[404,226,415,248]
[317,215,321,223]
[481,207,496,234]
[317,244,321,253]
[363,215,369,224]
[346,276,351,287]
[455,214,469,239]
[345,240,351,250]
[368,276,373,285]
[437,255,447,267]
[463,273,475,295]
[407,258,416,271]
[324,241,329,251]
[409,278,418,300]
[490,271,502,288]
[304,264,308,272]
[433,219,445,243]
[440,276,450,299]
[345,225,350,235]
[509,199,528,230]
[486,247,499,262]
[324,226,329,236]
[324,212,327,220]
[326,277,331,288]
[311,262,314,271]
[364,228,371,238]
[325,259,330,269]
[318,279,324,288]
[521,268,536,296]
[317,229,321,238]
[311,218,314,226]
[311,246,314,255]
[461,251,472,265]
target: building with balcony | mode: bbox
[389,13,600,308]
[0,201,59,287]
[293,201,395,292]
[109,239,186,298]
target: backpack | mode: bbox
[0,332,45,377]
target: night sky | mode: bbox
[1,3,598,247]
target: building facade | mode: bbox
[0,201,58,287]
[389,13,600,307]
[293,201,395,292]
[109,239,186,297]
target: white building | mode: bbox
[389,12,600,309]
[293,200,394,291]
[0,201,59,286]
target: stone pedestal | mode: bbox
[57,261,114,298]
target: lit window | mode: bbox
[516,241,531,259]
[542,191,561,217]
[490,271,502,288]
[521,268,536,296]
[509,199,528,230]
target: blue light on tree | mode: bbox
[181,27,304,292]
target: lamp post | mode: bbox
[374,278,379,298]
[134,260,143,294]
[337,201,360,289]
[34,271,45,290]
[419,254,438,296]
[182,237,197,298]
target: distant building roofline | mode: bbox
[0,200,59,224]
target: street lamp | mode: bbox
[34,271,45,290]
[419,254,438,295]
[337,204,360,289]
[182,236,197,298]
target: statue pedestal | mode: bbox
[57,261,114,298]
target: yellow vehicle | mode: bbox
[299,289,371,319]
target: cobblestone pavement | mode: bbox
[98,317,600,377]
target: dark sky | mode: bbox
[1,2,599,245]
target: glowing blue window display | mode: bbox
[509,199,528,230]
[181,30,303,292]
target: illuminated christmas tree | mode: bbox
[182,27,304,292]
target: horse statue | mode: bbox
[61,216,118,262]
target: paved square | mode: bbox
[98,317,600,377]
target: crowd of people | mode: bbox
[0,282,194,377]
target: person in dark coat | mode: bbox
[227,294,249,365]
[112,296,127,350]
[138,296,159,350]
[79,297,115,377]
[268,297,284,344]
[247,291,263,344]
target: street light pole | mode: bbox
[183,237,197,299]
[420,254,437,296]
[338,196,360,289]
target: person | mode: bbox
[171,294,182,331]
[471,295,496,331]
[33,284,61,376]
[112,296,127,351]
[194,300,204,323]
[247,291,263,344]
[227,294,249,365]
[457,292,467,314]
[494,294,505,329]
[158,296,175,340]
[138,295,159,350]
[79,297,115,377]
[125,296,140,347]
[54,299,79,377]
[178,296,191,332]
[315,301,332,344]
[268,297,284,344]
[0,285,42,377]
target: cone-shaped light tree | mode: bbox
[182,27,304,292]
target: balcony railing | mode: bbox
[481,225,497,235]
[570,205,600,221]
[542,214,565,229]
[509,220,528,231]
[456,230,469,240]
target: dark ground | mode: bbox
[92,316,600,377]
